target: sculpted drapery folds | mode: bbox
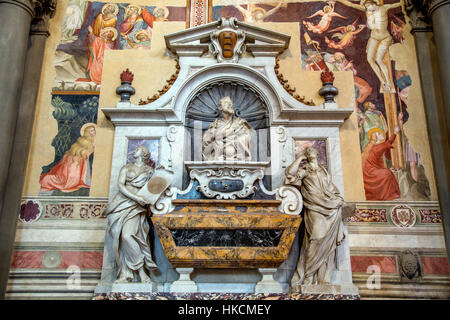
[202,96,252,161]
[285,147,345,286]
[104,145,157,283]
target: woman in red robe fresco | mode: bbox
[86,26,116,84]
[362,126,401,201]
[40,124,96,193]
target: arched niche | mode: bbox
[172,63,283,125]
[183,80,271,164]
[186,80,269,131]
[173,64,281,189]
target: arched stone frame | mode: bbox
[172,63,283,125]
[171,63,284,190]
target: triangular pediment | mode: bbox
[165,18,291,58]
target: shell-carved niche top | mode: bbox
[185,81,269,130]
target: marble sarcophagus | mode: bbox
[152,199,302,269]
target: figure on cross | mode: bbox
[335,0,402,93]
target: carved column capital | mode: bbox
[30,0,56,36]
[405,0,433,32]
[426,0,450,15]
[0,0,35,17]
[406,0,450,32]
[0,0,56,35]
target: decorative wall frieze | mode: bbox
[346,208,388,223]
[274,59,315,106]
[344,201,441,227]
[418,208,442,223]
[138,61,180,105]
[187,0,211,28]
[19,197,109,222]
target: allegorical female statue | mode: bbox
[104,145,157,283]
[285,147,345,286]
[202,96,252,161]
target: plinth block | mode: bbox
[170,268,198,293]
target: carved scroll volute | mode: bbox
[211,18,246,63]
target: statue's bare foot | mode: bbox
[303,275,314,285]
[141,276,152,283]
[138,268,152,283]
[114,276,131,283]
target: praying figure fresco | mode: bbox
[40,123,97,195]
[39,95,99,196]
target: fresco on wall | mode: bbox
[54,0,186,91]
[127,139,160,167]
[214,0,432,201]
[39,94,99,196]
[294,139,328,170]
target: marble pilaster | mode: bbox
[428,0,450,142]
[0,0,56,298]
[406,0,450,263]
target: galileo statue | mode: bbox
[104,145,158,283]
[202,96,252,161]
[285,147,345,287]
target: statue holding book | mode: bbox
[104,145,172,283]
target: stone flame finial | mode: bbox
[319,70,338,103]
[320,70,335,85]
[120,68,134,84]
[116,69,135,102]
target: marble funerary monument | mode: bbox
[96,17,358,297]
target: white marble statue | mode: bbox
[285,147,345,286]
[202,96,252,161]
[104,145,157,283]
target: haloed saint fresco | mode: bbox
[55,0,185,91]
[39,95,99,196]
[214,0,432,202]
